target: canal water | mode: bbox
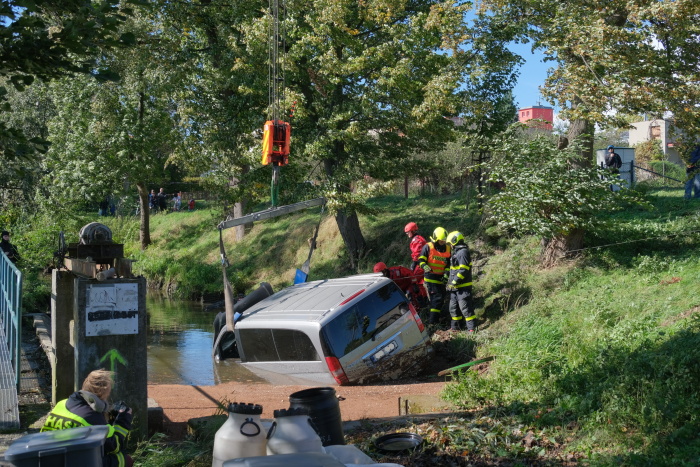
[147,295,265,386]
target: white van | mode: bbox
[234,274,432,385]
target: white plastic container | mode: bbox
[213,402,267,467]
[266,407,324,455]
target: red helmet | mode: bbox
[373,262,388,273]
[404,222,418,233]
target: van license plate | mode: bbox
[370,340,398,363]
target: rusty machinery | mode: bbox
[56,222,135,280]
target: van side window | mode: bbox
[239,329,320,362]
[322,283,408,358]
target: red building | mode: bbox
[518,105,554,130]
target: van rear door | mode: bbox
[321,282,427,383]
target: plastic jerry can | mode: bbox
[213,403,267,467]
[266,407,323,455]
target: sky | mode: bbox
[508,42,552,111]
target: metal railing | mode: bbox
[0,251,22,389]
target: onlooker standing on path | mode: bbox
[0,231,19,264]
[157,187,168,213]
[418,227,451,325]
[41,369,133,467]
[173,192,182,211]
[604,145,622,174]
[149,189,158,212]
[445,231,476,333]
[684,145,700,200]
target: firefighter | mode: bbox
[373,262,415,293]
[445,231,476,332]
[418,227,451,324]
[373,262,428,308]
[41,369,133,467]
[404,222,427,271]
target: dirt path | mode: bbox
[148,379,449,439]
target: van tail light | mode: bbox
[409,302,425,332]
[325,357,350,385]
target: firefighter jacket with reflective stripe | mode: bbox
[387,265,417,293]
[42,391,132,467]
[419,242,451,284]
[448,243,473,288]
[409,234,427,262]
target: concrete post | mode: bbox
[73,277,148,440]
[50,270,75,405]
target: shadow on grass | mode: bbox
[465,315,700,464]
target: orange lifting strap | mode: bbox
[262,120,291,166]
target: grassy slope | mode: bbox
[107,188,699,465]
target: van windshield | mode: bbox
[322,283,409,358]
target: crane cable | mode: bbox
[266,0,287,207]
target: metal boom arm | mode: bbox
[217,197,326,231]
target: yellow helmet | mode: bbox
[431,227,448,242]
[446,231,464,246]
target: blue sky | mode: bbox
[508,42,552,110]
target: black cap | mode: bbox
[1,231,8,237]
[227,402,263,415]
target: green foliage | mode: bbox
[0,0,136,161]
[481,0,700,143]
[443,188,700,463]
[486,125,649,239]
[634,139,665,163]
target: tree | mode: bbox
[486,124,648,265]
[43,9,181,249]
[475,0,700,257]
[0,0,136,161]
[157,0,269,241]
[481,0,700,152]
[261,0,470,268]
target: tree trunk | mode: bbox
[335,210,366,271]
[540,228,584,267]
[565,98,595,168]
[136,182,151,250]
[228,166,250,241]
[323,158,366,270]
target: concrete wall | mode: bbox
[628,119,683,166]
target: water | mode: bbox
[147,295,265,385]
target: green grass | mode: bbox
[442,184,700,465]
[18,185,700,464]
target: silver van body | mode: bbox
[234,274,432,385]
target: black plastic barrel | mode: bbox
[289,387,345,446]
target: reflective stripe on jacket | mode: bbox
[42,394,128,467]
[448,244,473,288]
[419,242,450,284]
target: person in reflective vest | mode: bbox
[445,231,476,332]
[418,227,451,324]
[41,369,133,467]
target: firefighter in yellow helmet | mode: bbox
[446,231,476,332]
[418,227,451,324]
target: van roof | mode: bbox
[237,274,389,324]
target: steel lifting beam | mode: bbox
[217,197,326,231]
